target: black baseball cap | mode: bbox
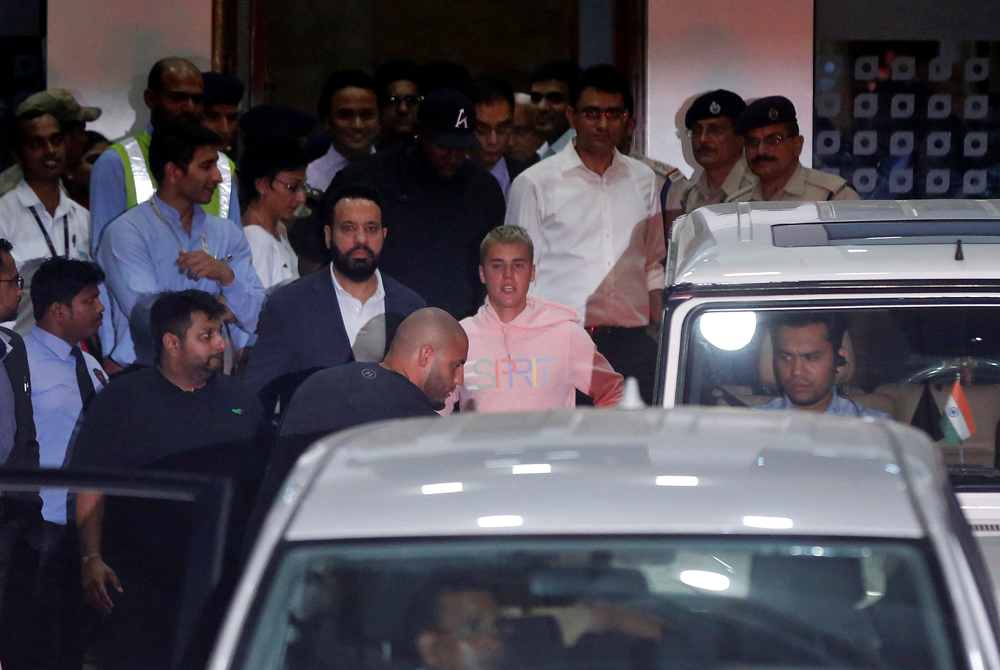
[735,96,797,134]
[202,72,245,106]
[417,88,481,151]
[685,90,746,128]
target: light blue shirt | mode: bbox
[536,128,577,160]
[97,195,266,365]
[490,157,512,200]
[24,327,106,524]
[758,388,891,420]
[89,124,242,255]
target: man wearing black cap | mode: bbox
[202,72,245,153]
[327,88,505,319]
[736,96,859,202]
[680,89,756,212]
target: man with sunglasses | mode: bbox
[307,70,380,193]
[507,65,665,403]
[529,60,581,161]
[737,96,859,202]
[680,90,756,212]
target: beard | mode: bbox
[332,244,380,282]
[422,365,452,410]
[201,352,225,375]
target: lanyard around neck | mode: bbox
[28,206,69,258]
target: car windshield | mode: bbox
[237,537,957,670]
[679,304,1000,467]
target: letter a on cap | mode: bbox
[455,108,468,129]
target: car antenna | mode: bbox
[955,239,965,261]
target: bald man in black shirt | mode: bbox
[70,290,264,670]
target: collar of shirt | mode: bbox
[753,162,805,200]
[559,140,628,180]
[772,388,852,415]
[330,265,385,305]
[489,157,511,195]
[307,143,374,191]
[0,329,10,362]
[13,178,77,220]
[152,193,207,249]
[28,325,74,362]
[536,128,577,159]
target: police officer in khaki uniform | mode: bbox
[681,90,756,213]
[737,96,860,202]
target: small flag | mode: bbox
[941,379,976,444]
[910,383,944,441]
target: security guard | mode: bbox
[89,57,240,255]
[736,95,860,202]
[680,89,756,212]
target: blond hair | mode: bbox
[479,225,534,264]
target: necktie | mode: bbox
[71,345,97,411]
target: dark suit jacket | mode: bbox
[506,156,533,182]
[0,327,42,523]
[241,266,425,413]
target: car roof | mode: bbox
[281,407,939,542]
[668,199,1000,288]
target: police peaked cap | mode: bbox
[202,72,245,106]
[735,95,797,134]
[684,90,746,128]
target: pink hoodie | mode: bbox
[451,296,624,413]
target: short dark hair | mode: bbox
[770,312,847,352]
[375,60,422,104]
[322,183,383,226]
[530,60,581,87]
[85,130,110,151]
[31,257,105,322]
[150,290,227,363]
[238,134,307,206]
[0,238,12,255]
[318,70,377,121]
[148,121,222,183]
[472,78,515,112]
[570,64,634,112]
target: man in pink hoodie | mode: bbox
[450,225,624,412]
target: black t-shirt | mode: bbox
[69,367,265,579]
[280,361,438,442]
[327,144,506,319]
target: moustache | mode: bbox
[751,155,778,165]
[347,245,375,258]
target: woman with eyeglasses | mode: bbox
[239,134,307,290]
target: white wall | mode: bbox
[47,0,211,142]
[646,0,814,175]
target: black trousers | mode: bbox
[587,326,659,405]
[35,521,90,670]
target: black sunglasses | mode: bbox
[530,91,568,105]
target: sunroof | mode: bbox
[772,221,1000,247]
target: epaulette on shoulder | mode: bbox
[804,167,848,192]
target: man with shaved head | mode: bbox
[252,308,468,519]
[90,57,242,369]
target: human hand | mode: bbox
[82,556,122,613]
[176,250,235,286]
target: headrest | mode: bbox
[760,329,854,391]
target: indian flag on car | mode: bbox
[940,379,976,444]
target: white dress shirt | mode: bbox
[244,223,299,291]
[506,141,665,328]
[331,266,386,346]
[307,143,375,192]
[0,179,91,334]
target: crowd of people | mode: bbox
[0,53,864,670]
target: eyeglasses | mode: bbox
[530,91,568,105]
[686,123,733,139]
[385,95,423,107]
[333,108,379,122]
[0,276,24,290]
[475,121,513,136]
[744,133,795,150]
[272,178,306,195]
[576,107,628,121]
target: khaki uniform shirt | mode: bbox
[682,156,757,213]
[749,163,861,202]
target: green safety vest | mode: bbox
[111,130,235,217]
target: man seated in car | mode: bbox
[409,578,504,670]
[759,313,890,419]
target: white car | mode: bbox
[208,407,1000,670]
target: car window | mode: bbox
[237,537,958,670]
[678,305,1000,467]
